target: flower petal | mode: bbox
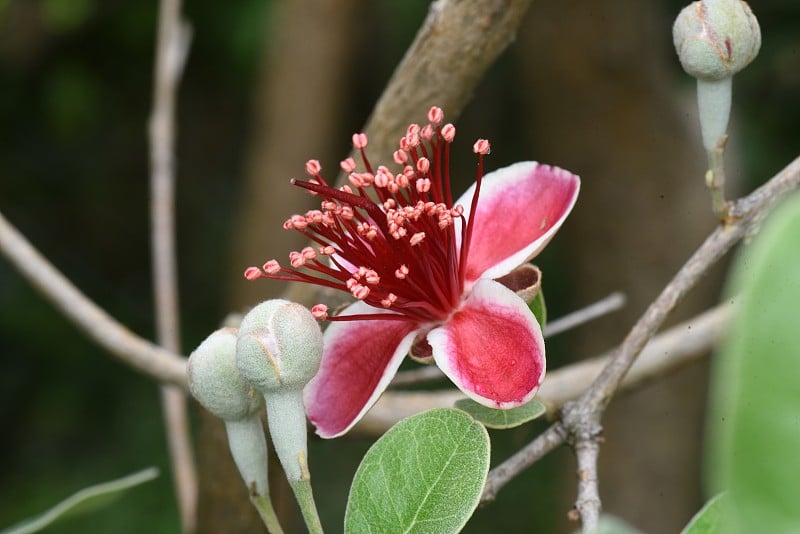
[457,161,580,283]
[304,301,421,438]
[428,279,545,408]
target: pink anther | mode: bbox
[348,173,364,188]
[416,178,431,193]
[352,133,368,149]
[410,232,426,246]
[395,265,409,279]
[318,245,335,255]
[383,199,396,210]
[305,159,322,176]
[340,157,356,172]
[311,304,328,319]
[416,157,430,174]
[301,246,316,260]
[393,150,408,165]
[244,267,262,281]
[441,123,456,142]
[289,251,305,268]
[473,138,491,155]
[263,259,281,274]
[352,284,370,300]
[290,214,308,230]
[365,270,380,284]
[381,293,398,308]
[427,106,444,125]
[420,124,434,141]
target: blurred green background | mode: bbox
[1,0,798,532]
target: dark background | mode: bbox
[1,1,798,532]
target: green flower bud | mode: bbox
[187,327,262,421]
[236,300,323,482]
[673,0,760,81]
[236,299,323,392]
[673,1,761,151]
[187,328,269,497]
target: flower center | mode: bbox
[244,106,490,324]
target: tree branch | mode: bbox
[0,210,187,385]
[148,1,195,530]
[354,0,533,179]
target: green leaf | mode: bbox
[707,191,800,532]
[2,468,158,534]
[345,408,490,534]
[681,493,728,534]
[454,398,546,429]
[529,289,547,327]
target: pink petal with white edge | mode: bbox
[428,278,545,408]
[304,301,421,438]
[457,161,580,283]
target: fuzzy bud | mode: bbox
[236,300,323,482]
[236,300,323,393]
[187,327,262,421]
[673,0,761,81]
[187,328,269,496]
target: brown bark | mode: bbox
[356,0,534,187]
[517,1,720,531]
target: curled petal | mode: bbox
[457,161,580,283]
[304,302,421,438]
[428,279,545,408]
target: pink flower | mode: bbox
[245,107,580,438]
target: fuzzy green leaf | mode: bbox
[708,192,800,532]
[345,408,490,534]
[454,398,546,429]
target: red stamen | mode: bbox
[247,106,492,324]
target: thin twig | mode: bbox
[571,430,601,527]
[543,292,626,338]
[706,135,731,221]
[148,0,194,531]
[0,210,187,384]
